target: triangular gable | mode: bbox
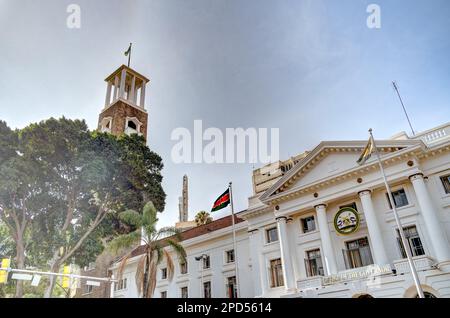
[259,139,424,202]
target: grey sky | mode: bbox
[1,0,449,228]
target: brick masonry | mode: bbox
[98,100,148,140]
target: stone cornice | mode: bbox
[265,144,425,206]
[260,140,425,203]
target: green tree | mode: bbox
[195,210,213,226]
[0,121,50,297]
[0,118,166,297]
[109,202,186,298]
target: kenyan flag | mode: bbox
[211,188,231,212]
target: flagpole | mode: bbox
[369,128,424,298]
[228,182,241,298]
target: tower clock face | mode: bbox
[334,207,360,235]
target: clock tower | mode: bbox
[98,65,149,141]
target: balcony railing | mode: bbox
[393,255,436,274]
[414,122,450,145]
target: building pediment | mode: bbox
[259,139,425,203]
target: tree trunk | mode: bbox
[14,240,25,298]
[44,250,60,298]
[143,258,149,298]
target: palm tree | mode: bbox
[195,210,213,226]
[108,201,186,298]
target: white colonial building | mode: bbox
[110,122,450,298]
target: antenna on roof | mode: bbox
[392,81,415,136]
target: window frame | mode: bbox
[225,249,235,264]
[396,225,426,258]
[180,286,188,298]
[161,267,168,280]
[386,188,409,209]
[203,255,211,269]
[439,173,450,194]
[305,248,324,277]
[180,261,188,275]
[203,281,212,298]
[300,215,316,234]
[269,258,284,288]
[266,227,279,244]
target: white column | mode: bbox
[248,230,263,296]
[315,204,338,275]
[410,173,450,262]
[129,76,136,104]
[140,83,146,108]
[119,68,127,98]
[359,190,389,265]
[276,217,296,291]
[105,81,112,108]
[113,76,119,101]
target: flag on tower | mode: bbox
[211,188,231,212]
[124,43,132,56]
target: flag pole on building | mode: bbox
[366,128,424,298]
[228,182,241,298]
[210,184,241,297]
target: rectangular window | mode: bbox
[160,291,167,298]
[301,216,316,233]
[161,268,167,280]
[440,174,450,194]
[203,281,211,298]
[305,249,324,277]
[181,286,188,298]
[84,284,93,294]
[270,258,284,288]
[226,250,235,263]
[115,278,127,291]
[266,227,279,243]
[397,226,425,258]
[386,189,409,209]
[227,276,237,298]
[203,255,210,269]
[343,238,374,269]
[180,262,188,275]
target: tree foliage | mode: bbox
[0,118,166,297]
[195,210,213,226]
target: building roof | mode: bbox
[128,213,245,258]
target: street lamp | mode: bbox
[195,254,208,298]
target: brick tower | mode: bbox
[98,65,149,140]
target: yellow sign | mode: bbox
[0,258,10,284]
[62,265,71,288]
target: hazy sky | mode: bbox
[1,0,449,228]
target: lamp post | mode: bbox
[195,254,208,298]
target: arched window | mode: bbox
[127,120,137,130]
[101,117,112,133]
[416,292,437,298]
[357,294,374,298]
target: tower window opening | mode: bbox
[127,120,137,130]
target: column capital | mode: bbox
[409,173,424,182]
[314,204,327,210]
[358,189,372,197]
[275,216,288,222]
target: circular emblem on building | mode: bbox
[333,207,360,235]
